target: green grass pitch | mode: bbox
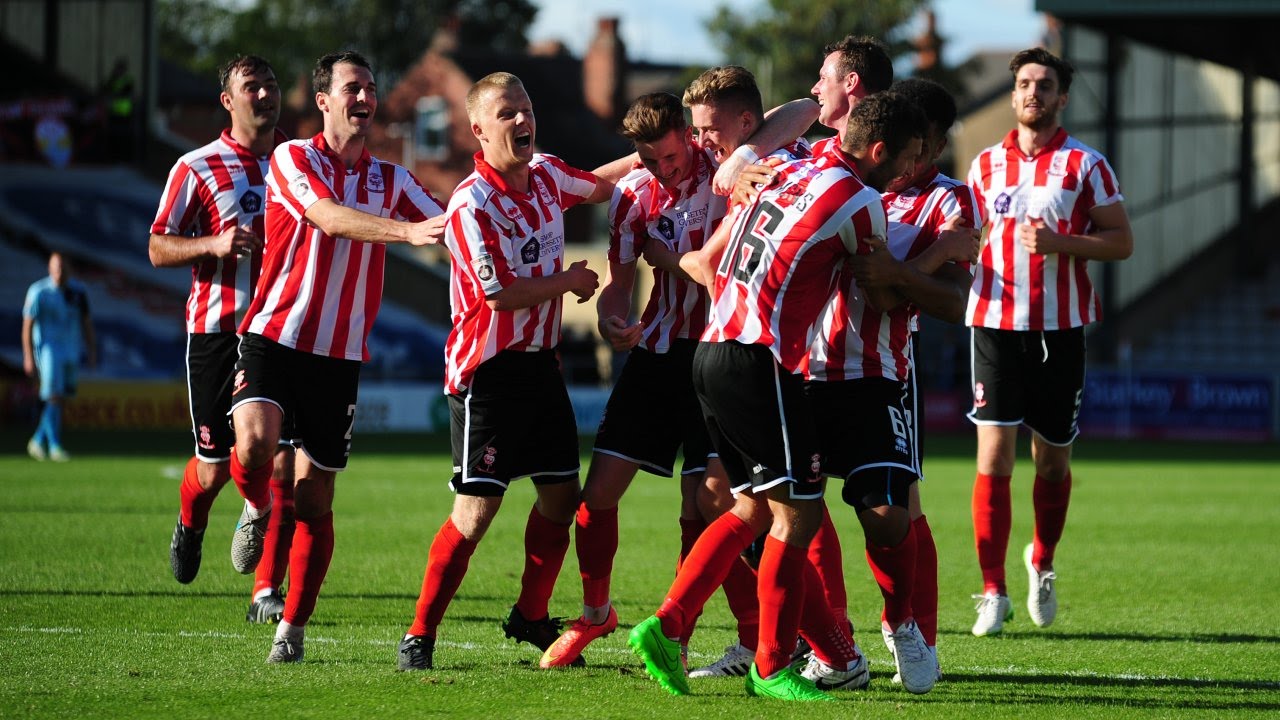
[1,430,1278,718]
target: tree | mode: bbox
[157,0,537,95]
[705,0,929,108]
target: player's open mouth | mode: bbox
[515,134,531,149]
[352,108,371,119]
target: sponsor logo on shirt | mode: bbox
[239,190,262,214]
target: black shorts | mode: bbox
[806,376,918,512]
[230,333,361,471]
[692,341,823,500]
[907,334,925,478]
[448,350,581,497]
[593,340,710,477]
[968,326,1085,446]
[187,332,239,461]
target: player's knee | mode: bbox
[857,505,911,546]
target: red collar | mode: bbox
[1001,127,1068,160]
[312,132,372,174]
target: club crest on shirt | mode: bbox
[472,253,496,282]
[367,168,385,192]
[993,192,1011,215]
[239,190,262,214]
[656,215,675,241]
[289,175,313,202]
[533,176,556,207]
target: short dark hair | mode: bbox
[891,77,957,137]
[823,35,893,95]
[621,92,686,144]
[1009,47,1074,93]
[313,51,372,95]
[682,66,764,122]
[842,91,927,158]
[219,55,273,93]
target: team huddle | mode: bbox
[150,32,1131,703]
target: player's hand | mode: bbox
[730,163,776,207]
[1017,217,1059,255]
[849,235,902,289]
[565,259,599,303]
[213,224,262,259]
[409,215,447,246]
[23,355,35,378]
[935,216,981,263]
[598,315,643,351]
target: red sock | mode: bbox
[807,505,848,625]
[253,476,296,596]
[1032,473,1072,569]
[798,558,859,668]
[575,502,618,608]
[229,449,272,512]
[281,512,333,627]
[866,522,918,630]
[178,456,218,529]
[408,518,477,637]
[755,536,806,678]
[911,515,939,646]
[722,558,760,650]
[972,473,1012,595]
[656,512,757,640]
[514,505,571,621]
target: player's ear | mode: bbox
[867,139,888,165]
[220,92,234,113]
[315,91,328,113]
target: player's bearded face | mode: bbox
[478,85,536,170]
[887,128,940,192]
[1012,64,1066,131]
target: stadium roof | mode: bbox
[1036,0,1280,81]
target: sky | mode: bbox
[527,0,1045,67]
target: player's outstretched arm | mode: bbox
[593,153,641,185]
[304,199,443,246]
[713,98,818,194]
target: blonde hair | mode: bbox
[682,66,763,120]
[465,72,525,123]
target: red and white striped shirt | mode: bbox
[966,128,1124,330]
[242,133,443,361]
[704,150,885,374]
[808,168,978,382]
[443,152,599,394]
[609,144,725,352]
[151,129,285,334]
